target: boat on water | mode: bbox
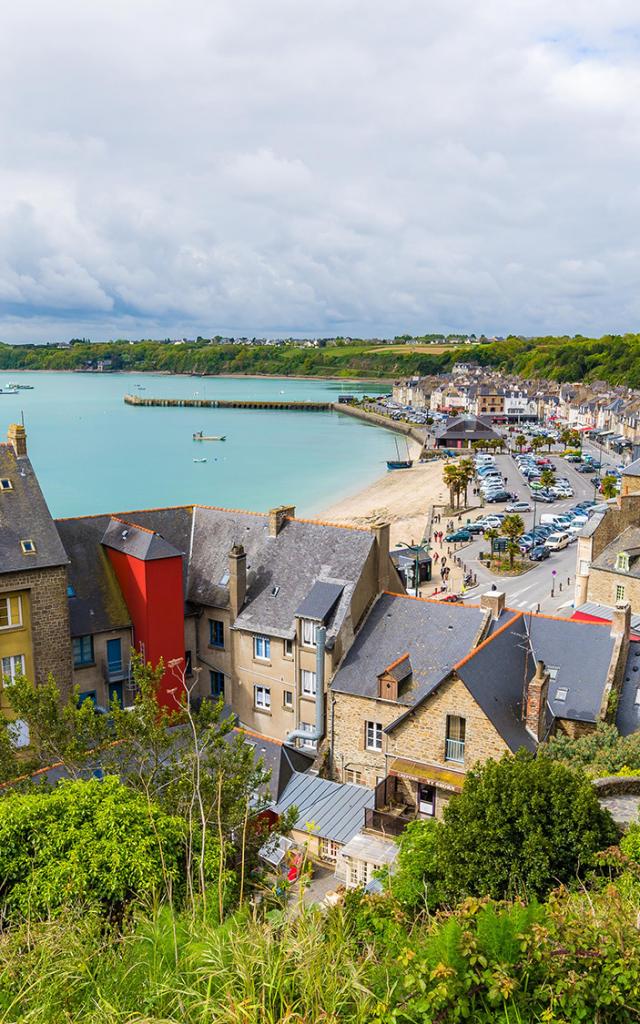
[193,458,207,463]
[193,431,226,441]
[0,388,18,396]
[386,437,413,471]
[8,383,34,390]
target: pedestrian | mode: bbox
[433,550,439,563]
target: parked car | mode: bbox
[544,531,570,551]
[465,522,485,535]
[505,501,532,513]
[577,464,595,473]
[445,529,472,543]
[533,491,555,503]
[486,491,510,503]
[529,544,550,561]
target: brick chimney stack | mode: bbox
[228,543,247,620]
[525,660,550,742]
[480,589,506,621]
[7,423,27,458]
[611,601,631,639]
[372,522,390,593]
[268,505,295,538]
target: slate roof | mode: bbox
[274,771,374,844]
[623,458,640,477]
[434,416,501,442]
[232,729,314,801]
[616,640,640,736]
[102,518,183,561]
[574,601,640,635]
[330,592,488,705]
[592,526,640,579]
[528,615,616,724]
[0,445,68,574]
[295,580,344,623]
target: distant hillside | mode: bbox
[1,334,640,385]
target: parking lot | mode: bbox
[443,440,620,615]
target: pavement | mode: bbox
[421,438,620,617]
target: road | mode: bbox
[441,441,621,616]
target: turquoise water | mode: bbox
[3,372,394,518]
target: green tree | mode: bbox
[483,526,499,563]
[541,721,640,776]
[457,457,475,507]
[601,474,618,499]
[388,819,442,911]
[443,462,461,510]
[514,433,526,452]
[531,435,545,454]
[0,776,185,920]
[437,751,617,902]
[539,467,556,490]
[501,513,525,568]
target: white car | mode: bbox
[544,531,570,551]
[505,501,532,513]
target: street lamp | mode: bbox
[399,538,431,597]
[551,569,557,598]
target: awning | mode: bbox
[389,757,465,792]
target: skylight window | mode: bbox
[548,667,559,681]
[271,586,280,597]
[0,479,12,490]
[219,571,230,586]
[635,687,640,707]
[555,687,568,702]
[20,539,36,554]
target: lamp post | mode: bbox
[399,538,431,597]
[551,569,557,598]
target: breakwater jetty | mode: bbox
[124,394,330,411]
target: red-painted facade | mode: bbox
[106,546,186,709]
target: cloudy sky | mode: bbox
[2,1,640,342]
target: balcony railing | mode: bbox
[364,807,413,837]
[445,738,465,763]
[102,659,131,684]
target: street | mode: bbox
[439,438,620,616]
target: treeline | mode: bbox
[3,332,640,385]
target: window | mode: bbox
[73,634,94,667]
[20,539,36,554]
[254,684,271,710]
[616,552,630,572]
[78,690,97,706]
[548,667,559,681]
[283,689,293,708]
[9,719,29,749]
[445,715,466,763]
[209,619,224,648]
[299,722,316,748]
[284,638,293,658]
[635,687,640,707]
[616,584,626,602]
[349,859,373,886]
[210,670,225,698]
[2,654,25,685]
[344,768,363,785]
[0,595,22,629]
[0,478,12,490]
[184,650,193,677]
[301,619,317,647]
[555,687,568,702]
[365,721,383,751]
[419,783,436,816]
[319,838,340,863]
[67,585,76,598]
[254,635,271,660]
[301,669,317,697]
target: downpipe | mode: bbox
[285,625,326,746]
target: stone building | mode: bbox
[330,589,631,827]
[0,425,72,741]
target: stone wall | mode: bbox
[0,566,72,692]
[587,569,640,612]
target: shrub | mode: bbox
[387,819,443,911]
[0,776,185,920]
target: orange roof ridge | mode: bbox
[235,725,283,746]
[288,515,371,532]
[453,610,524,671]
[383,652,410,673]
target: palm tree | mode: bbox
[531,435,545,455]
[483,527,499,564]
[501,513,525,569]
[601,474,618,499]
[457,458,475,507]
[540,467,556,490]
[443,463,460,510]
[515,433,526,452]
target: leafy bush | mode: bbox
[542,722,640,777]
[387,818,443,911]
[438,751,618,902]
[0,776,185,919]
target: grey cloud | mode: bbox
[2,1,640,339]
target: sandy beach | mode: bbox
[322,440,449,549]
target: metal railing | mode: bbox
[445,738,465,763]
[364,808,413,837]
[102,658,131,684]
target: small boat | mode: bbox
[193,431,226,441]
[8,383,33,390]
[193,458,207,463]
[386,437,413,471]
[0,388,18,396]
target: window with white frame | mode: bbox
[254,635,271,660]
[301,619,317,647]
[284,638,293,658]
[0,595,22,630]
[365,721,383,751]
[616,552,630,573]
[2,654,25,685]
[319,838,340,863]
[301,669,317,697]
[0,478,12,491]
[299,722,316,748]
[254,684,271,710]
[616,584,626,602]
[344,768,362,785]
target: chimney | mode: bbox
[525,660,550,742]
[611,601,631,640]
[372,522,390,593]
[7,423,26,458]
[268,504,295,538]
[480,589,505,621]
[228,543,246,620]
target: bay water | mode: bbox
[3,372,394,518]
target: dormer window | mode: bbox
[20,539,36,554]
[616,552,630,573]
[301,619,317,647]
[0,479,12,490]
